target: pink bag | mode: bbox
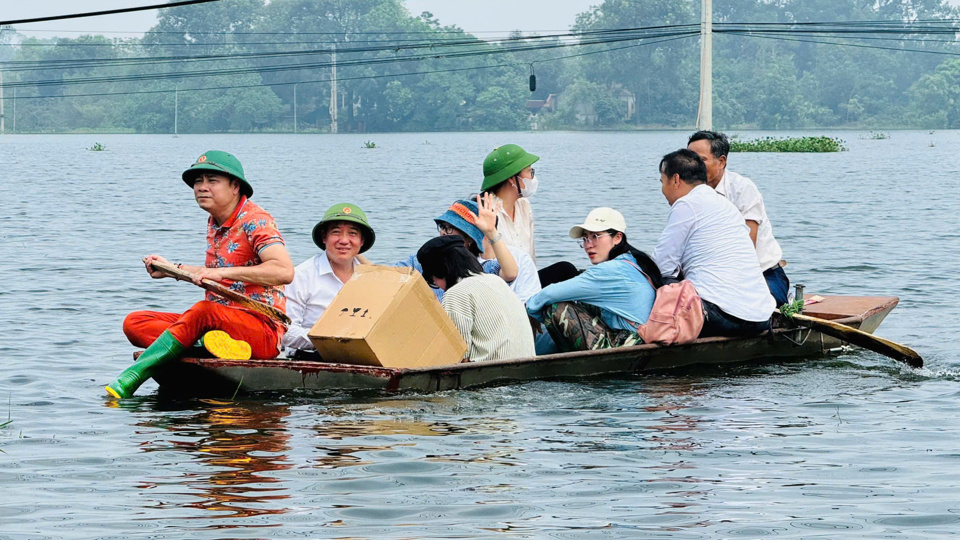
[637,280,704,345]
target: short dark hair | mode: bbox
[688,130,729,159]
[660,149,707,185]
[417,236,483,288]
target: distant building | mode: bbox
[570,86,636,126]
[612,85,636,122]
[526,94,557,130]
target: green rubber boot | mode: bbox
[105,330,186,399]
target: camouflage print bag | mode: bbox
[544,301,641,353]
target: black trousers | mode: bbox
[538,261,580,288]
[700,299,772,338]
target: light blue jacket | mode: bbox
[526,253,656,332]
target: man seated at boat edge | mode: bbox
[654,149,775,338]
[107,150,295,398]
[526,208,660,352]
[282,203,375,360]
[687,130,790,306]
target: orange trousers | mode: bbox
[123,300,282,359]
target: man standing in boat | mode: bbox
[105,150,295,399]
[687,130,790,306]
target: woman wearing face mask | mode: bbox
[525,208,663,352]
[480,144,540,264]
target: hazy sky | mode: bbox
[5,0,599,38]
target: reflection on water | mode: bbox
[136,400,292,520]
[642,381,705,453]
[4,131,960,537]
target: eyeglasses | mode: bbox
[437,223,458,236]
[577,232,612,248]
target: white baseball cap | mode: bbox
[569,207,627,238]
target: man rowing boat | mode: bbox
[105,151,294,398]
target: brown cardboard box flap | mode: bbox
[308,265,466,368]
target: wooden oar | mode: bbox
[147,259,291,325]
[787,312,922,368]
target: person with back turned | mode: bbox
[653,149,775,338]
[106,151,295,398]
[687,130,790,305]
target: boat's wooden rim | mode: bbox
[171,295,900,377]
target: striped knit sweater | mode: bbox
[440,273,535,362]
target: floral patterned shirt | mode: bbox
[205,197,287,325]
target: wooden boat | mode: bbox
[152,295,900,396]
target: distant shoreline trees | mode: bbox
[1,0,958,133]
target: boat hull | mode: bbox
[151,295,899,396]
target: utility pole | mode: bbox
[174,84,179,136]
[329,44,338,134]
[697,0,713,130]
[293,82,298,133]
[1,69,5,134]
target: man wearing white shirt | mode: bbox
[688,130,790,306]
[653,149,776,338]
[283,203,375,359]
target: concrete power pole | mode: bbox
[329,44,338,134]
[697,0,713,130]
[174,86,179,136]
[1,69,5,134]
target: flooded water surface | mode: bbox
[1,131,959,538]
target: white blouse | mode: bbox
[494,195,536,264]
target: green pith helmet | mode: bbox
[312,203,376,253]
[182,150,253,198]
[481,144,540,191]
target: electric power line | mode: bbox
[0,28,698,88]
[0,0,220,26]
[0,26,696,72]
[1,33,698,101]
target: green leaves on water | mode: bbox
[730,136,847,153]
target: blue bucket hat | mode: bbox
[434,199,485,254]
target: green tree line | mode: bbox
[1,0,959,133]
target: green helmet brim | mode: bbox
[481,151,540,192]
[312,216,376,254]
[182,163,253,198]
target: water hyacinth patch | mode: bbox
[730,136,847,152]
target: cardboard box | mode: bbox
[308,265,467,368]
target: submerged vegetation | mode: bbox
[730,136,848,153]
[88,142,106,151]
[363,141,377,149]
